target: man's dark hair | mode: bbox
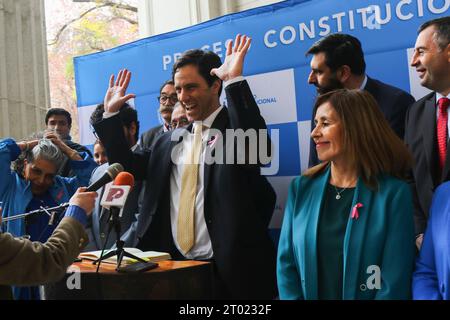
[306,33,366,75]
[418,16,450,50]
[45,108,72,126]
[159,79,174,94]
[172,49,223,96]
[90,103,140,141]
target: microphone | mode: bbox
[101,172,134,236]
[101,172,134,218]
[86,163,124,192]
[113,172,135,190]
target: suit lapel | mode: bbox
[302,168,330,299]
[145,132,182,218]
[342,178,373,299]
[423,94,439,187]
[203,108,228,199]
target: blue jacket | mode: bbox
[0,138,96,237]
[413,181,450,300]
[277,167,415,299]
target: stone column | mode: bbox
[0,0,50,140]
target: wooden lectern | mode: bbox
[42,260,212,300]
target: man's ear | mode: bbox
[130,122,137,136]
[22,159,29,176]
[211,79,221,94]
[446,43,450,62]
[337,65,352,83]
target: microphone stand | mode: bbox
[92,207,146,270]
[1,204,69,223]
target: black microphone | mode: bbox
[86,163,124,192]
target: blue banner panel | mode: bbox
[74,0,449,227]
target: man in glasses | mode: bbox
[140,80,178,149]
[170,102,191,130]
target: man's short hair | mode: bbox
[306,33,366,76]
[159,80,174,94]
[90,103,140,141]
[418,16,450,50]
[45,108,72,127]
[172,49,223,96]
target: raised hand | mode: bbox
[44,131,65,149]
[210,34,251,82]
[104,69,136,113]
[18,139,39,152]
[44,132,82,160]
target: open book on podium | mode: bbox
[79,248,171,265]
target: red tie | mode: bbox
[437,97,449,171]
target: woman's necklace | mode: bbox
[333,179,357,200]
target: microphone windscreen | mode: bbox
[106,163,124,180]
[113,171,135,188]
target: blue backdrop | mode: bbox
[74,0,449,228]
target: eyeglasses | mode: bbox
[157,94,178,104]
[170,118,190,129]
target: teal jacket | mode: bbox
[277,166,415,300]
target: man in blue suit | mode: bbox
[84,103,143,250]
[413,181,450,299]
[307,33,415,167]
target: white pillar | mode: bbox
[0,0,49,140]
[137,0,238,38]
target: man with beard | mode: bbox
[306,33,415,167]
[140,80,178,149]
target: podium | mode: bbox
[42,260,212,300]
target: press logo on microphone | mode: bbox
[100,185,130,208]
[105,188,125,202]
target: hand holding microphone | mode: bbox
[69,187,98,216]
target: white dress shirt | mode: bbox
[169,106,224,259]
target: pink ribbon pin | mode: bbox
[351,203,363,220]
[207,134,219,147]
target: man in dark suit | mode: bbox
[94,34,277,299]
[139,80,177,149]
[405,17,450,250]
[307,33,415,167]
[85,103,143,250]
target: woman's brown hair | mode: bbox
[304,89,413,189]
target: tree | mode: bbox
[48,0,137,46]
[46,0,139,141]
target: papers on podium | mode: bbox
[79,248,171,265]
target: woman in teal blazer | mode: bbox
[277,89,415,300]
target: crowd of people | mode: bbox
[0,16,449,300]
